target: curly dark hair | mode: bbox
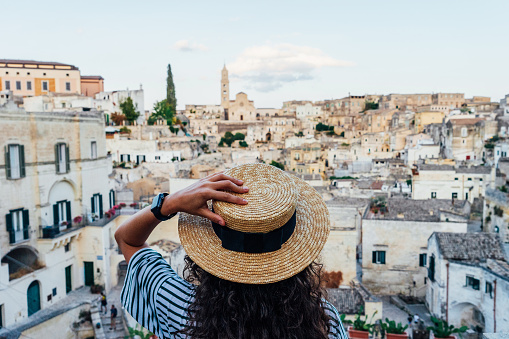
[177,255,331,339]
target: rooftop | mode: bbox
[365,198,470,221]
[0,59,79,70]
[434,232,506,263]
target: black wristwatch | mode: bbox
[151,193,178,221]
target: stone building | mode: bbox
[0,98,121,328]
[427,232,509,333]
[412,164,498,203]
[95,88,145,125]
[442,118,486,162]
[483,188,509,243]
[227,92,257,122]
[361,198,469,296]
[0,59,102,99]
[414,111,446,133]
[432,93,465,108]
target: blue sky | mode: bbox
[2,0,508,110]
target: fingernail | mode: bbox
[242,199,248,203]
[243,186,249,191]
[219,220,225,226]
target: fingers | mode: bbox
[210,180,249,194]
[207,172,244,186]
[209,190,248,205]
[199,207,225,226]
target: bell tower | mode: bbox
[221,65,230,111]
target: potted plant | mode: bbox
[348,307,378,339]
[427,317,468,339]
[382,318,409,339]
[73,216,83,224]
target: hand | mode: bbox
[162,172,249,225]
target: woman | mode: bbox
[116,164,347,338]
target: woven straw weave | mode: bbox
[179,163,330,284]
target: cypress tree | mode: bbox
[166,64,177,113]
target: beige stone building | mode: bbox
[0,59,102,99]
[432,93,465,108]
[0,97,122,328]
[414,111,445,133]
[227,92,257,121]
[362,199,469,296]
[443,118,485,162]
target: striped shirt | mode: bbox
[121,248,348,339]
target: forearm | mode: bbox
[115,195,179,262]
[115,206,160,247]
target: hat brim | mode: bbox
[178,175,330,284]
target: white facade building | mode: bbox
[427,233,509,333]
[95,88,145,125]
[0,98,123,328]
[412,164,498,203]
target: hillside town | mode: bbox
[1,58,509,339]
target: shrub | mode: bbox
[270,160,285,171]
[427,316,467,338]
[239,141,248,147]
[120,202,126,207]
[130,203,137,208]
[381,318,408,335]
[119,126,131,134]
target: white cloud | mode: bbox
[228,43,354,92]
[173,40,208,52]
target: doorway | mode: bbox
[84,261,94,286]
[65,265,72,293]
[27,281,41,316]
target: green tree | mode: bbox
[270,160,285,171]
[120,97,139,123]
[166,64,177,113]
[234,133,245,140]
[150,99,174,126]
[239,141,248,147]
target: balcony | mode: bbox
[39,219,85,239]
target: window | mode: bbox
[65,82,71,91]
[42,81,49,91]
[64,243,70,252]
[155,155,160,160]
[0,303,3,329]
[466,276,480,290]
[5,208,29,243]
[485,282,493,298]
[419,253,427,267]
[5,81,10,90]
[91,193,103,219]
[109,190,116,209]
[55,143,69,174]
[465,193,468,200]
[27,81,32,90]
[136,155,146,165]
[91,141,97,159]
[16,81,21,90]
[52,288,57,296]
[53,200,71,226]
[372,251,386,264]
[461,127,468,137]
[454,178,458,181]
[431,192,437,199]
[4,144,26,179]
[428,255,435,282]
[467,178,472,181]
[120,154,130,162]
[452,193,458,199]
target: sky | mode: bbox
[1,0,508,110]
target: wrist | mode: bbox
[160,193,180,216]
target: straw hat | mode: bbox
[178,163,330,284]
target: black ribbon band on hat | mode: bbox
[211,210,297,254]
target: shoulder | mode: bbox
[323,299,348,339]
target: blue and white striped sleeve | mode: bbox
[324,300,349,339]
[120,248,196,338]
